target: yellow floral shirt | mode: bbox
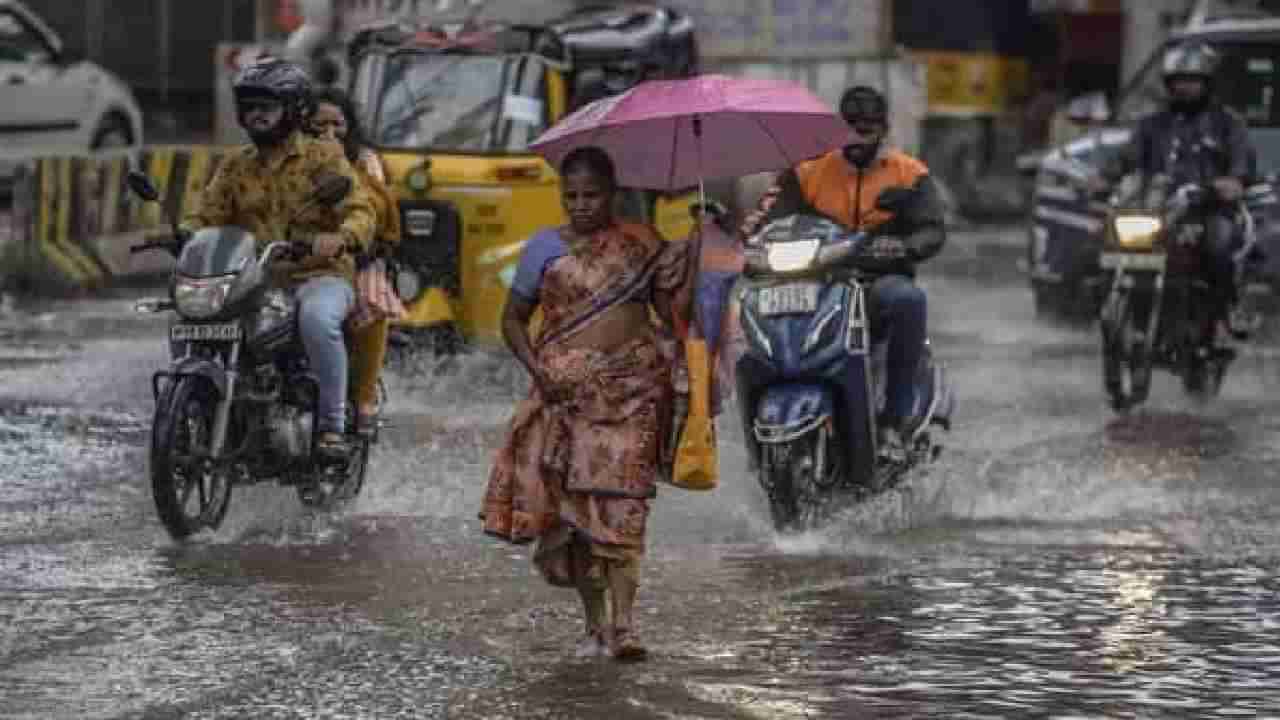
[183,132,376,284]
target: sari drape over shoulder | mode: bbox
[479,221,692,580]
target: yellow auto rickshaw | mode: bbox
[344,4,701,352]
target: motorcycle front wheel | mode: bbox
[151,377,233,539]
[1101,290,1151,412]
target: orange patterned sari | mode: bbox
[479,221,690,584]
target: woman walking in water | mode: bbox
[480,146,692,661]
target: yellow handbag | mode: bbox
[670,336,718,491]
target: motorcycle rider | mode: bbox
[740,85,947,461]
[1113,41,1257,340]
[182,57,376,458]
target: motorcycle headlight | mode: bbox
[1112,215,1162,250]
[767,240,821,272]
[174,275,235,319]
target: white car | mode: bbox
[0,0,143,184]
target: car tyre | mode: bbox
[91,113,134,150]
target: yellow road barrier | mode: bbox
[4,146,235,293]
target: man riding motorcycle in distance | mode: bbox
[740,85,947,461]
[1110,41,1260,342]
[181,57,376,459]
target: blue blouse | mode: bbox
[509,228,569,303]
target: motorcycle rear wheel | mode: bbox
[297,436,370,509]
[151,378,233,540]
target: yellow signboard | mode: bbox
[915,51,1030,117]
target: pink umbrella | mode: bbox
[529,74,848,193]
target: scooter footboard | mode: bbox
[754,383,833,444]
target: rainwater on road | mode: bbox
[2,228,1280,719]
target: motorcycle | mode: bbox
[1097,173,1264,411]
[127,170,375,539]
[734,211,955,532]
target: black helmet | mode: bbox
[1161,42,1219,81]
[839,85,888,126]
[233,57,313,119]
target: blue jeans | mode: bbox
[296,276,354,433]
[868,275,927,426]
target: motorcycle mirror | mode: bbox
[312,174,352,207]
[127,171,161,203]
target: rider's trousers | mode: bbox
[296,276,355,433]
[868,274,927,427]
[1203,212,1241,305]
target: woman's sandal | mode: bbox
[607,626,648,662]
[575,629,608,659]
[355,408,379,439]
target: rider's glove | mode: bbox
[1213,177,1244,204]
[867,237,908,260]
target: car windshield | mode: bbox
[369,53,547,153]
[1215,41,1280,127]
[1116,39,1280,128]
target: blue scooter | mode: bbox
[734,213,955,531]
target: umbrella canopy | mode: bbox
[530,74,848,191]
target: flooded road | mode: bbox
[3,229,1280,718]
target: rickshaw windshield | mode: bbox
[370,53,548,153]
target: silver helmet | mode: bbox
[1161,42,1219,80]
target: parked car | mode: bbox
[0,0,143,190]
[1020,11,1280,321]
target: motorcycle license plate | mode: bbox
[758,283,819,316]
[171,322,242,342]
[1099,252,1166,271]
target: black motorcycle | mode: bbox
[1098,174,1263,411]
[128,171,374,539]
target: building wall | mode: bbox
[1121,0,1195,85]
[33,0,260,142]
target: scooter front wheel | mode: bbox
[760,430,835,533]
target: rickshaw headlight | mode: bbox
[407,168,431,193]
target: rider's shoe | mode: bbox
[1227,303,1262,341]
[877,425,908,465]
[877,415,923,465]
[315,431,348,462]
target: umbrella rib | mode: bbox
[666,114,682,192]
[752,112,803,168]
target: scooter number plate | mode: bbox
[171,322,242,341]
[1099,252,1166,271]
[758,283,819,316]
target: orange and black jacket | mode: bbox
[740,147,947,277]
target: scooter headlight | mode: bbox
[174,275,235,319]
[767,240,821,272]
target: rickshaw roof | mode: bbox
[348,3,695,69]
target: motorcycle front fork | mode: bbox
[1106,269,1164,359]
[208,342,241,459]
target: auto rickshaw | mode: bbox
[345,4,701,352]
